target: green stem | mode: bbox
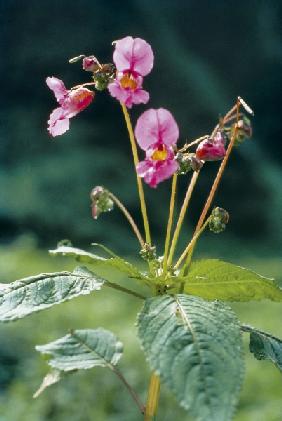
[144,373,161,421]
[121,103,151,245]
[167,171,200,268]
[113,367,145,414]
[104,280,145,300]
[162,174,178,274]
[108,192,145,247]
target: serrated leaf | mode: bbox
[49,246,144,280]
[138,294,244,421]
[242,325,282,371]
[33,370,61,398]
[0,266,104,322]
[36,328,123,371]
[183,259,282,302]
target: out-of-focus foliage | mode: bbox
[0,0,282,255]
[0,241,282,420]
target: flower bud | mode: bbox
[83,56,100,72]
[209,207,229,233]
[231,116,253,145]
[139,243,156,261]
[196,132,226,162]
[176,153,203,175]
[93,64,116,91]
[90,186,114,220]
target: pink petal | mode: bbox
[47,107,70,137]
[135,108,179,151]
[113,36,154,76]
[136,158,178,188]
[108,81,129,104]
[46,77,67,103]
[108,81,149,108]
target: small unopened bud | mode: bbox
[93,64,116,91]
[176,153,203,175]
[196,132,226,161]
[231,116,252,145]
[209,207,229,233]
[83,56,100,72]
[90,186,114,220]
[139,243,157,261]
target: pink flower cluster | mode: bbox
[46,77,94,137]
[135,109,179,187]
[108,36,154,108]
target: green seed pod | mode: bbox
[209,207,229,233]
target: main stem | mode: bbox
[144,373,161,421]
[121,103,151,245]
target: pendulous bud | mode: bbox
[93,63,116,91]
[90,186,114,220]
[176,153,203,174]
[209,207,229,233]
[196,132,226,162]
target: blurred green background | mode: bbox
[1,1,282,420]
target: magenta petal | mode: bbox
[154,159,179,185]
[47,107,70,137]
[108,81,129,103]
[113,36,154,76]
[135,108,179,151]
[46,77,67,102]
[137,158,178,188]
[196,138,226,161]
[131,89,149,105]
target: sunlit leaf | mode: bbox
[183,259,282,301]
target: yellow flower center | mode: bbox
[151,146,168,161]
[120,73,138,90]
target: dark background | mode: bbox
[1,0,282,257]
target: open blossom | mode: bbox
[196,132,226,161]
[108,36,154,108]
[135,108,179,188]
[46,77,94,137]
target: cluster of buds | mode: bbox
[82,56,116,91]
[139,243,157,261]
[176,152,203,175]
[90,186,114,220]
[227,116,252,146]
[208,207,229,233]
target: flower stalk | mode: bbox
[121,102,152,245]
[167,170,200,268]
[107,192,145,247]
[163,174,178,274]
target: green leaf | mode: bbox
[138,294,244,421]
[183,259,282,302]
[242,325,282,371]
[0,266,104,322]
[36,328,123,371]
[49,245,145,281]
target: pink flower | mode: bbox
[108,36,154,108]
[196,132,226,161]
[46,77,94,137]
[135,108,179,188]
